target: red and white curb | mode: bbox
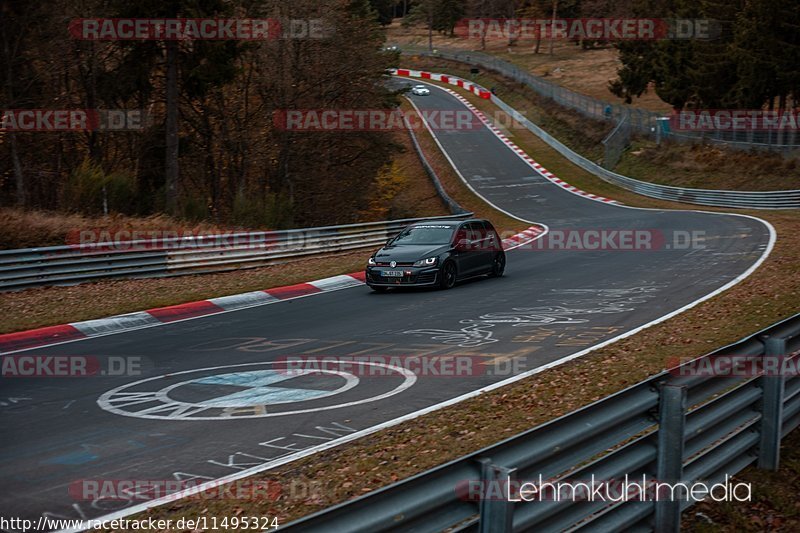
[0,227,539,354]
[502,226,544,249]
[393,68,620,206]
[0,274,363,354]
[395,68,492,99]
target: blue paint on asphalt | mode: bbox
[191,370,331,407]
[43,449,98,466]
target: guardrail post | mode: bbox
[478,459,515,533]
[655,384,687,533]
[758,335,786,470]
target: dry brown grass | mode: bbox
[0,209,233,250]
[363,122,448,220]
[617,142,800,191]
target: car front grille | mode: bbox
[375,261,414,267]
[367,269,437,285]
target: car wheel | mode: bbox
[439,261,457,290]
[370,286,388,293]
[489,253,505,277]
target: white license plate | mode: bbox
[384,270,403,277]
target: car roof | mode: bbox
[409,218,485,227]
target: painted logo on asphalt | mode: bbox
[98,361,416,420]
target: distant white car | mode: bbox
[411,85,430,96]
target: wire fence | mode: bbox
[399,45,800,155]
[602,116,631,169]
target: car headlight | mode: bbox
[368,257,376,266]
[413,257,437,267]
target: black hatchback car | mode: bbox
[365,219,505,291]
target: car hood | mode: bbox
[374,244,449,263]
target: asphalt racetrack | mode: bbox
[0,80,773,526]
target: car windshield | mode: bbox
[391,225,454,245]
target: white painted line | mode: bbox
[97,361,416,420]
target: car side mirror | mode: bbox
[456,239,470,250]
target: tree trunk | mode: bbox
[549,0,557,55]
[165,40,180,214]
[428,10,433,51]
[507,0,516,47]
[9,132,25,206]
[4,28,25,205]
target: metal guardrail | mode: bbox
[487,95,800,209]
[282,313,800,532]
[0,214,472,291]
[398,45,800,154]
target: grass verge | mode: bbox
[104,71,800,530]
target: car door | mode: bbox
[473,221,496,273]
[453,222,483,276]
